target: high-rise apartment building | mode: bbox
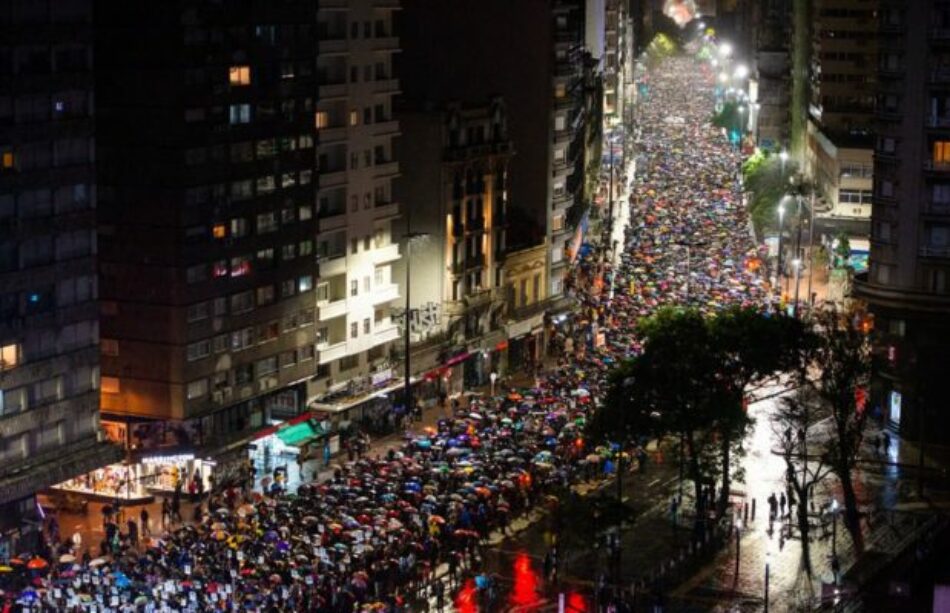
[309,0,404,413]
[803,0,877,241]
[399,0,599,307]
[750,0,791,150]
[856,0,950,443]
[0,0,121,553]
[92,1,324,487]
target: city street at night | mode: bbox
[3,1,950,612]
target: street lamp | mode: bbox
[777,200,786,302]
[779,150,788,179]
[830,499,839,560]
[734,518,743,582]
[401,231,429,421]
[734,64,749,80]
[719,42,733,58]
[490,371,498,396]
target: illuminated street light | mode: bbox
[734,64,749,80]
[719,42,733,58]
[718,72,729,83]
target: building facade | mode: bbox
[396,98,513,389]
[0,0,121,553]
[803,0,876,240]
[91,0,326,491]
[309,0,403,415]
[856,0,950,443]
[399,0,600,306]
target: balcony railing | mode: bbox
[925,115,950,128]
[919,245,950,258]
[924,160,950,172]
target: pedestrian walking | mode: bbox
[779,492,786,518]
[140,507,150,536]
[126,518,138,548]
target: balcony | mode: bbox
[924,201,950,215]
[919,245,950,258]
[318,82,348,100]
[373,325,400,345]
[372,243,400,265]
[372,120,400,137]
[553,192,573,211]
[373,202,400,220]
[318,38,349,55]
[372,284,400,305]
[318,0,350,9]
[317,341,348,365]
[373,79,400,95]
[924,160,950,173]
[554,95,574,110]
[318,125,348,145]
[319,168,347,188]
[925,116,950,129]
[318,298,348,321]
[373,161,399,178]
[318,212,348,233]
[318,255,347,277]
[371,37,400,52]
[876,107,901,122]
[553,128,572,145]
[930,67,950,84]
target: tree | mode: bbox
[707,308,808,514]
[806,309,871,552]
[594,308,807,520]
[774,394,833,580]
[594,308,722,510]
[742,153,801,236]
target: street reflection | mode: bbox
[453,551,590,612]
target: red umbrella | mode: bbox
[26,558,48,571]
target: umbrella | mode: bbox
[468,413,483,420]
[88,558,107,568]
[58,554,76,564]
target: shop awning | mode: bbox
[276,421,324,447]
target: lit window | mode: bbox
[315,111,329,129]
[186,378,208,400]
[229,65,251,86]
[229,104,251,125]
[230,256,251,277]
[935,141,950,164]
[212,260,228,278]
[0,343,18,369]
[212,224,227,239]
[1,151,13,169]
[101,376,120,394]
[298,275,313,292]
[349,110,359,126]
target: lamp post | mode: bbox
[776,201,786,303]
[830,499,839,560]
[779,150,788,180]
[402,230,428,421]
[734,518,743,581]
[490,371,498,396]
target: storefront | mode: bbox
[249,416,332,478]
[507,311,546,373]
[51,454,218,503]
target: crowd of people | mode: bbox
[0,52,769,612]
